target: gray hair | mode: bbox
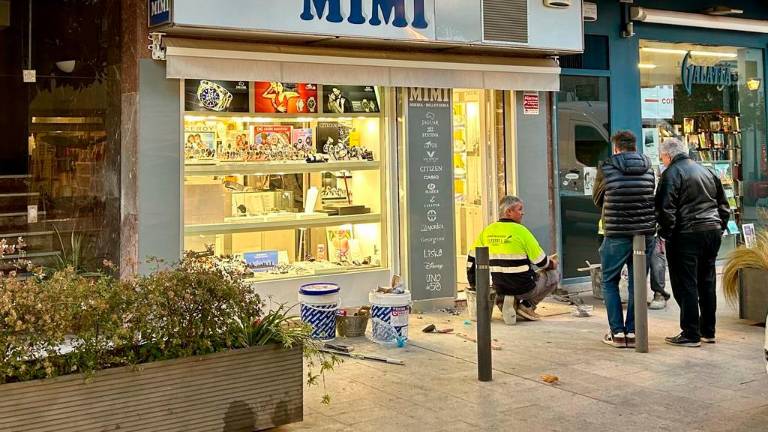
[499,195,523,215]
[660,138,688,159]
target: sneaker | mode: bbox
[603,332,626,348]
[665,334,701,347]
[701,336,716,344]
[516,301,540,321]
[625,332,636,348]
[649,293,667,310]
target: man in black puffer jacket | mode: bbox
[593,130,656,349]
[656,137,730,348]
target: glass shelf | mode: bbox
[184,160,380,176]
[185,213,382,235]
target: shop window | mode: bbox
[0,0,121,273]
[182,81,388,281]
[639,40,766,252]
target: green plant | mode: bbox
[0,254,338,403]
[53,226,87,272]
[723,231,768,306]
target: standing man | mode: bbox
[467,196,560,322]
[649,237,671,310]
[593,131,656,348]
[656,138,730,347]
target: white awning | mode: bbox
[163,38,561,91]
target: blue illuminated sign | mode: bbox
[300,0,428,29]
[149,0,171,28]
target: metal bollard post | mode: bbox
[475,246,493,381]
[633,235,649,353]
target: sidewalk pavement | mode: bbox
[277,281,768,432]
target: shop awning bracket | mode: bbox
[149,32,166,61]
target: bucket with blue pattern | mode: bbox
[299,283,340,341]
[369,291,411,344]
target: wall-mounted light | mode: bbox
[747,78,762,91]
[638,63,657,69]
[55,60,76,73]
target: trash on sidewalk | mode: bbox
[572,304,594,317]
[422,324,453,334]
[319,348,405,365]
[540,374,559,384]
[455,332,502,350]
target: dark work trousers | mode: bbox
[665,230,722,340]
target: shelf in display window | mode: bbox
[184,111,381,120]
[185,213,382,235]
[184,160,380,176]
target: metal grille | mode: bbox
[483,0,528,44]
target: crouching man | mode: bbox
[467,196,560,321]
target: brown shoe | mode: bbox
[516,303,540,321]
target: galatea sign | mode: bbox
[681,52,738,96]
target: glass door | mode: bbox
[557,76,611,279]
[453,89,499,290]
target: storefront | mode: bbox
[139,0,583,307]
[557,1,768,281]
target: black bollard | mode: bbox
[475,246,492,381]
[633,235,649,353]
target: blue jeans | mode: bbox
[599,235,655,335]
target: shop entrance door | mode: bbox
[557,76,611,279]
[453,89,502,291]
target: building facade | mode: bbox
[134,0,583,307]
[557,0,768,280]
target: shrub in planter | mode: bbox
[0,254,337,429]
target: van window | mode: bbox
[575,125,610,166]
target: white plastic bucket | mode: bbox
[299,283,340,341]
[369,291,411,343]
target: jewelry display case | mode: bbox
[182,82,389,282]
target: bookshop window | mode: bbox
[640,41,766,236]
[183,81,388,281]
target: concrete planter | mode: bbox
[739,268,768,323]
[0,344,303,432]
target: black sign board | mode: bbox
[405,88,456,301]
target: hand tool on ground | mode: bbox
[319,348,405,365]
[323,342,354,353]
[422,324,454,333]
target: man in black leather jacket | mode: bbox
[593,130,656,349]
[655,138,730,347]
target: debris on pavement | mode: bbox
[540,374,559,384]
[455,333,502,350]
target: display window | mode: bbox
[639,41,767,250]
[182,81,389,282]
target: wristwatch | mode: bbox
[197,80,233,112]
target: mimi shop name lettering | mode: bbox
[300,0,428,28]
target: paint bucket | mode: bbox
[299,283,340,341]
[369,291,411,343]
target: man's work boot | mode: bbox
[516,300,540,321]
[649,292,667,310]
